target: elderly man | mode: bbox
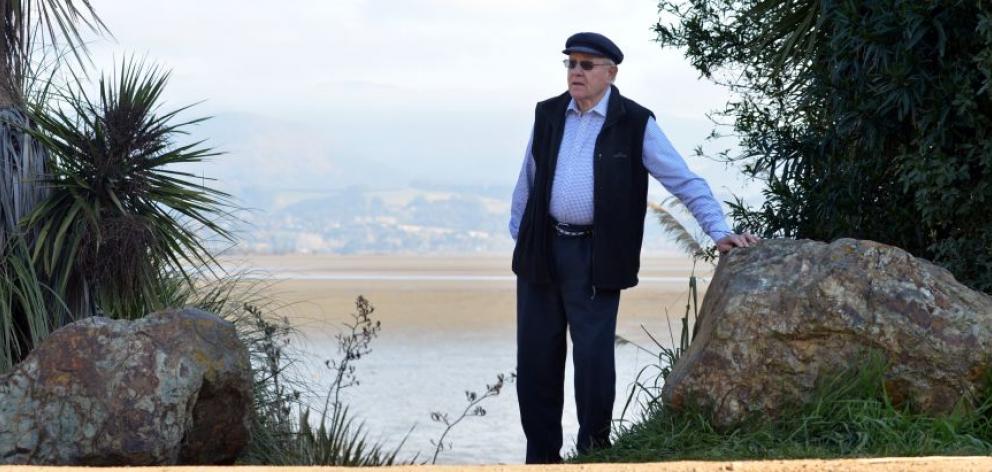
[509,32,759,464]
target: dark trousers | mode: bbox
[516,233,621,464]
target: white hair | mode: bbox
[605,58,617,83]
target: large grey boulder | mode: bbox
[662,238,992,427]
[0,308,252,465]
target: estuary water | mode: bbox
[233,254,707,465]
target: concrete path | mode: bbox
[5,457,992,471]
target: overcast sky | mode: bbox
[85,0,759,203]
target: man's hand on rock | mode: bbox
[716,232,761,254]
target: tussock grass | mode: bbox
[581,200,992,463]
[178,272,410,466]
[576,352,992,462]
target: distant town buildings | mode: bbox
[227,186,692,255]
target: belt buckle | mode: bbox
[554,222,588,237]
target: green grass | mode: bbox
[574,213,992,464]
[573,353,992,463]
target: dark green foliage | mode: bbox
[657,0,992,291]
[0,0,108,369]
[23,58,234,318]
[0,0,108,104]
[0,233,62,372]
[0,5,414,467]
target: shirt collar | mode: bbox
[567,86,611,117]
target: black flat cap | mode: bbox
[562,32,623,64]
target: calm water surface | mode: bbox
[280,272,681,465]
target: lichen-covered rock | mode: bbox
[662,238,992,427]
[0,308,251,465]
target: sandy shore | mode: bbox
[6,457,992,470]
[210,253,712,464]
[219,254,709,338]
[221,253,700,275]
[122,255,991,469]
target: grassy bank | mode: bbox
[564,205,992,464]
[576,355,992,463]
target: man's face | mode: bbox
[566,52,617,104]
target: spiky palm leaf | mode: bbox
[22,58,234,318]
[0,231,64,372]
[0,0,108,105]
[292,406,408,466]
[0,108,47,234]
[0,109,53,354]
[0,1,106,366]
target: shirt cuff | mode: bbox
[708,229,733,244]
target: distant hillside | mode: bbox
[228,184,699,255]
[231,185,513,254]
[181,113,726,255]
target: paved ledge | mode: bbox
[5,457,992,471]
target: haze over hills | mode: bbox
[186,113,753,255]
[84,0,768,256]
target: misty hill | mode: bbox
[230,183,696,255]
[232,185,514,254]
[183,113,717,255]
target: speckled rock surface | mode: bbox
[0,308,252,465]
[662,238,992,427]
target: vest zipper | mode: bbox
[590,149,602,301]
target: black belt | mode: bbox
[551,220,593,237]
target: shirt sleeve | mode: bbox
[509,131,535,240]
[642,116,732,243]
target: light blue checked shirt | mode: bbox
[509,87,732,243]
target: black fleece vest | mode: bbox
[512,85,654,290]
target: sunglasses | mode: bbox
[563,59,613,71]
